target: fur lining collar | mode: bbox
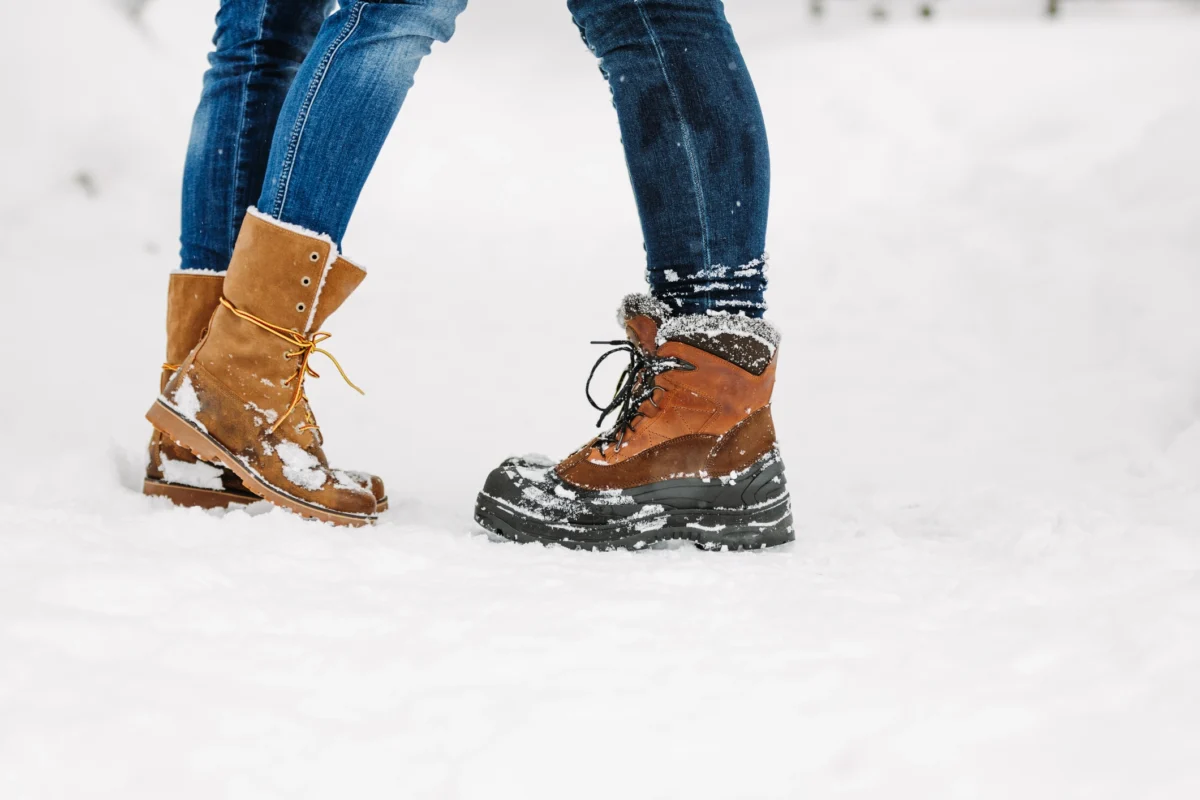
[617,293,673,326]
[657,312,781,352]
[617,293,781,351]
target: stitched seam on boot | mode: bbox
[706,406,776,473]
[565,434,719,490]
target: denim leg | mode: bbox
[180,0,334,271]
[569,0,771,317]
[257,0,466,246]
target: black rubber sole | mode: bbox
[475,493,793,551]
[473,451,795,552]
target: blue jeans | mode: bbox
[570,0,770,316]
[180,0,770,317]
[179,0,464,271]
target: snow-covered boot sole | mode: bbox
[474,451,794,551]
[146,400,376,527]
[142,477,389,513]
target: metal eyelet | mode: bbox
[309,252,320,262]
[301,276,311,286]
[296,303,306,312]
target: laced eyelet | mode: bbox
[309,252,320,262]
[301,276,311,286]
[585,339,693,456]
[296,302,306,312]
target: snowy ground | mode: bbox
[3,0,1200,797]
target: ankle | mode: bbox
[647,254,769,318]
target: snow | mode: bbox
[166,374,205,432]
[157,453,224,492]
[657,308,782,351]
[3,1,1200,797]
[275,441,328,492]
[244,207,344,332]
[332,469,373,498]
[245,399,278,426]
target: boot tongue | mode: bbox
[625,315,659,353]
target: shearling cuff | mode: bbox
[616,293,673,327]
[616,293,781,373]
[657,312,781,375]
[657,313,781,351]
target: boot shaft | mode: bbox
[161,272,225,391]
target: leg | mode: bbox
[474,0,785,548]
[152,0,397,517]
[257,0,467,246]
[180,0,334,272]
[569,0,771,316]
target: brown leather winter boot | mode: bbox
[142,271,388,512]
[475,295,794,550]
[146,209,379,526]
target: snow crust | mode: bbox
[244,399,278,425]
[166,375,206,433]
[157,454,223,491]
[657,310,781,352]
[4,2,1200,798]
[274,441,327,492]
[332,469,374,497]
[616,292,671,325]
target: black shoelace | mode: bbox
[585,339,694,455]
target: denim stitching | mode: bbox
[229,0,270,257]
[633,0,712,272]
[271,2,366,220]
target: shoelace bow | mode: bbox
[585,339,693,455]
[219,297,363,435]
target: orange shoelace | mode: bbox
[219,296,363,434]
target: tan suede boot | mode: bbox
[143,272,252,508]
[143,272,388,512]
[475,294,793,550]
[146,209,379,526]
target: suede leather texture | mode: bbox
[222,215,365,334]
[147,273,246,490]
[556,315,779,491]
[146,270,385,504]
[161,213,375,515]
[163,273,226,371]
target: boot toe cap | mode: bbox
[323,485,377,517]
[482,456,556,504]
[339,470,386,504]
